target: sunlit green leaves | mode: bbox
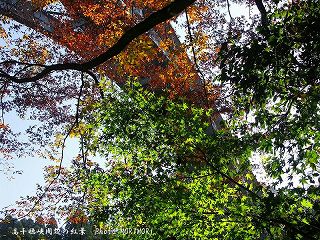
[74,78,320,239]
[78,81,271,239]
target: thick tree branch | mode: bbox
[0,0,196,84]
[254,0,268,26]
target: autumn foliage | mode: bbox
[26,0,219,105]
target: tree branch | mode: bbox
[195,146,262,200]
[226,0,233,22]
[254,0,268,26]
[84,70,104,98]
[0,0,197,84]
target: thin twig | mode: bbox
[194,145,262,200]
[78,134,90,240]
[184,10,206,82]
[19,72,86,219]
[185,9,211,108]
[0,82,8,124]
[85,70,104,99]
[0,60,46,67]
[226,0,233,22]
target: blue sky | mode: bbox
[0,109,80,214]
[0,111,48,212]
[0,15,78,216]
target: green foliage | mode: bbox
[81,82,255,239]
[219,0,320,186]
[79,81,320,239]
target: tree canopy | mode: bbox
[0,0,320,239]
